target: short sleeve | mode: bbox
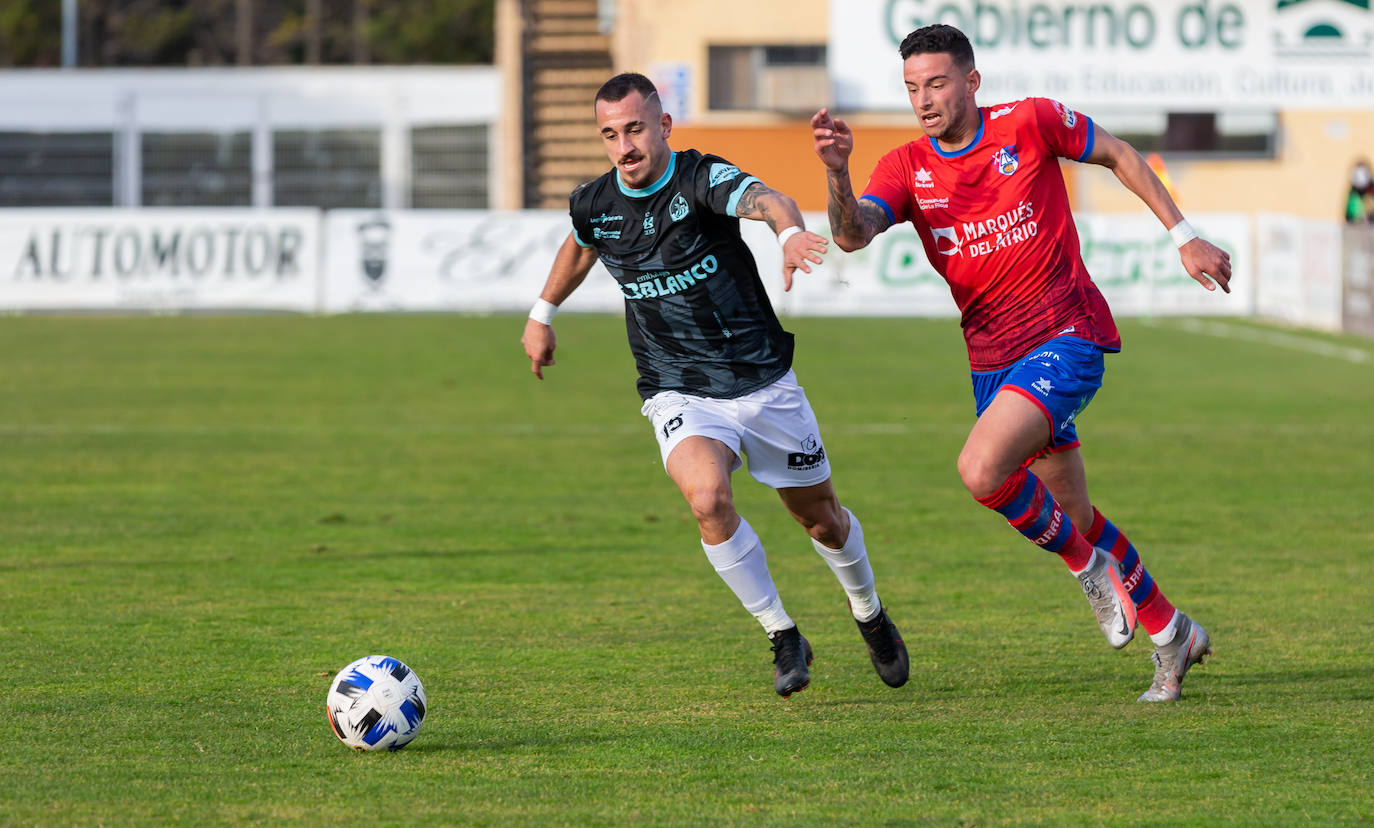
[1032,97,1095,163]
[860,146,914,226]
[568,183,595,247]
[694,154,763,218]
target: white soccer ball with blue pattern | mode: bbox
[326,655,427,751]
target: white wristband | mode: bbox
[1169,219,1198,249]
[777,226,803,247]
[528,298,558,326]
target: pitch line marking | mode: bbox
[1163,318,1370,364]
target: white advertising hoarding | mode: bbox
[1254,213,1343,331]
[831,0,1374,111]
[0,209,320,311]
[0,208,1260,318]
[321,210,625,313]
[1076,212,1253,316]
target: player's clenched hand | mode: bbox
[781,230,829,292]
[811,108,853,172]
[521,318,557,379]
[1179,237,1232,294]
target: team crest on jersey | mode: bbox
[993,145,1019,176]
[709,163,741,187]
[669,193,690,222]
[1051,100,1076,129]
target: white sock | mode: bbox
[753,596,795,634]
[1149,609,1182,646]
[811,507,881,622]
[701,517,791,632]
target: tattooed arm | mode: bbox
[733,182,829,292]
[734,180,804,235]
[824,166,892,252]
[812,108,892,252]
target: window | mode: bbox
[273,129,382,208]
[1104,110,1276,158]
[0,132,114,206]
[142,132,252,206]
[411,125,488,208]
[708,44,828,113]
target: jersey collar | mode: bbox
[928,108,985,159]
[617,152,677,198]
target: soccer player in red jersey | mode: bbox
[812,24,1233,701]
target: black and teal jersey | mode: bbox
[570,149,794,401]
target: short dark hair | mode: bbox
[899,24,975,70]
[595,72,660,106]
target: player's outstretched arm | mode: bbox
[734,181,829,292]
[1086,124,1232,293]
[522,231,599,380]
[812,108,891,252]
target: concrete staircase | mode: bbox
[521,0,613,208]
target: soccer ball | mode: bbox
[325,655,427,751]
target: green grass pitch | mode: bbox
[1,313,1371,825]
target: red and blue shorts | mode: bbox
[970,336,1108,461]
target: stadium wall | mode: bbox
[5,207,1349,330]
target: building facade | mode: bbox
[501,0,1374,221]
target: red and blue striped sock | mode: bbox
[976,467,1094,572]
[1083,507,1176,636]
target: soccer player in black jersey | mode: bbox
[521,72,908,698]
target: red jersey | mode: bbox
[861,97,1121,371]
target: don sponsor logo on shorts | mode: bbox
[788,434,827,471]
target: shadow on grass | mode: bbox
[1210,664,1374,700]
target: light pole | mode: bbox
[62,0,77,67]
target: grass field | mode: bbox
[2,313,1372,825]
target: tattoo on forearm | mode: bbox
[735,183,772,224]
[827,170,882,242]
[826,172,852,236]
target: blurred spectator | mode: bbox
[1347,159,1374,223]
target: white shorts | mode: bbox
[639,370,832,489]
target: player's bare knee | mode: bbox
[809,520,846,549]
[684,484,735,528]
[805,506,847,548]
[957,449,1005,500]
